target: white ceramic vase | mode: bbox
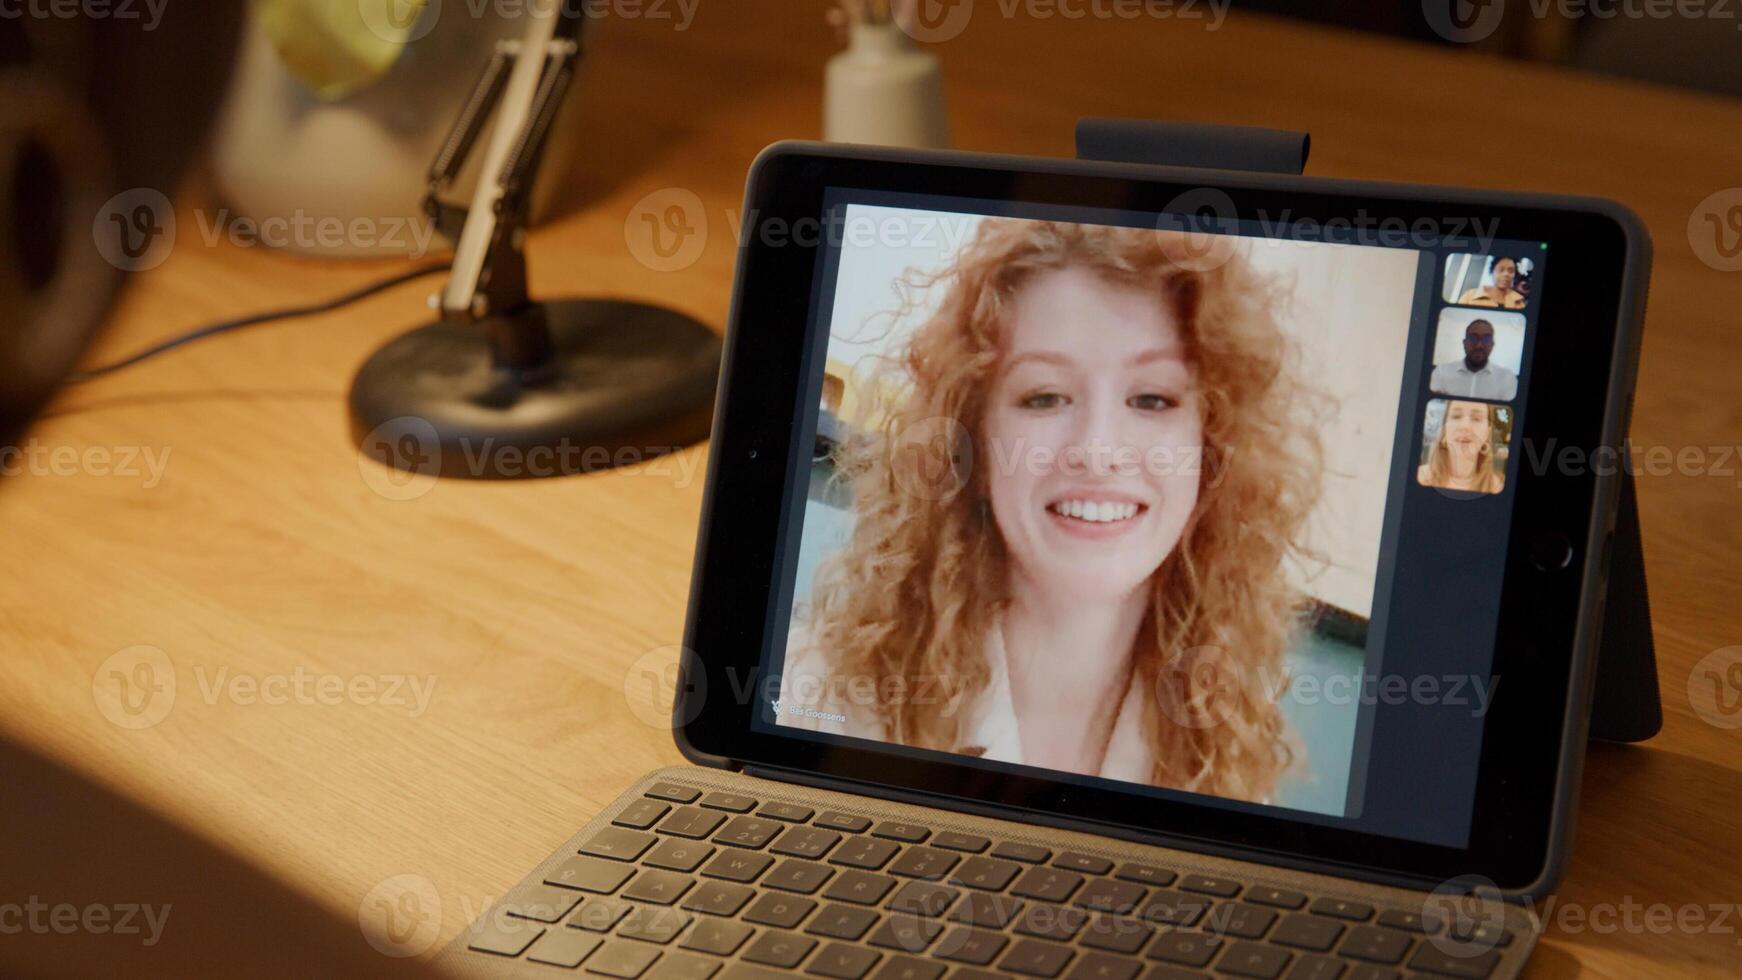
[824,23,949,149]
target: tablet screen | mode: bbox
[759,190,1548,850]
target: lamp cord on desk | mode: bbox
[66,261,453,383]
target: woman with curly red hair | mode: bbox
[781,217,1325,804]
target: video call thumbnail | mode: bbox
[1417,398,1513,496]
[1428,308,1525,401]
[776,206,1430,817]
[1443,252,1534,309]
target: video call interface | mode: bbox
[762,191,1544,849]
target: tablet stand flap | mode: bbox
[1072,117,1660,744]
[1075,117,1309,175]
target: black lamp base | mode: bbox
[349,298,721,480]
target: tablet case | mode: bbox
[1073,118,1661,745]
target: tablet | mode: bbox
[678,141,1649,898]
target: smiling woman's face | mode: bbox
[1491,258,1517,289]
[982,265,1204,602]
[1442,399,1493,459]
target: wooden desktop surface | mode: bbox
[5,6,1740,978]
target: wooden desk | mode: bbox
[5,6,1739,978]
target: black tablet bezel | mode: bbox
[678,142,1643,894]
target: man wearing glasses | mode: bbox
[1430,318,1518,400]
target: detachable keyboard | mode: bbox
[438,768,1536,980]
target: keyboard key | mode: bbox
[807,941,882,978]
[933,926,1007,965]
[1248,887,1308,910]
[1114,863,1176,887]
[948,892,1024,929]
[1309,897,1374,922]
[804,903,880,940]
[744,892,818,929]
[467,918,544,956]
[1067,951,1141,979]
[681,881,754,917]
[1012,866,1085,903]
[885,880,959,917]
[888,846,959,880]
[622,869,696,905]
[501,882,582,922]
[1339,925,1413,964]
[646,952,722,980]
[1219,940,1292,979]
[1204,902,1278,940]
[680,917,754,956]
[714,816,783,849]
[816,812,872,834]
[992,842,1052,864]
[1073,878,1147,914]
[646,783,702,804]
[1134,891,1209,928]
[582,827,658,862]
[1271,913,1345,952]
[719,966,789,980]
[645,838,715,873]
[1000,937,1075,977]
[1407,942,1502,978]
[527,929,602,967]
[932,831,990,853]
[1178,873,1241,898]
[867,953,944,980]
[745,891,818,933]
[1012,902,1089,941]
[568,897,634,931]
[830,836,900,870]
[824,869,897,906]
[1142,967,1209,980]
[771,826,843,860]
[700,792,758,813]
[700,849,773,883]
[1447,920,1513,947]
[1145,928,1223,966]
[1055,853,1114,875]
[1079,914,1153,954]
[618,906,691,944]
[1281,953,1344,979]
[867,913,944,952]
[615,798,673,830]
[871,822,930,843]
[949,855,1022,891]
[547,855,637,894]
[1376,908,1442,934]
[757,801,814,822]
[742,930,816,968]
[659,806,729,840]
[765,858,835,894]
[583,939,660,977]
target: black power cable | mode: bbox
[67,261,453,383]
